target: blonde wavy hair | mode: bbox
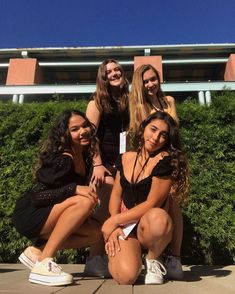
[129,64,164,135]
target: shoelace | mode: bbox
[149,260,167,276]
[47,260,62,274]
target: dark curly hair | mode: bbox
[135,111,189,203]
[35,109,98,174]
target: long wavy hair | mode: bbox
[135,111,189,203]
[35,110,98,174]
[129,64,164,134]
[92,59,129,113]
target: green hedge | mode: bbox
[0,93,234,265]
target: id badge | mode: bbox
[119,131,126,154]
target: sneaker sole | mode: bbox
[19,253,35,270]
[145,281,164,285]
[145,275,164,284]
[29,273,73,286]
[145,279,164,285]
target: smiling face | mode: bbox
[143,118,169,153]
[143,68,160,98]
[68,114,91,147]
[106,62,123,87]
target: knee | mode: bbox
[70,196,94,214]
[146,208,173,237]
[110,260,142,285]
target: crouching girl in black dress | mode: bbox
[102,111,189,285]
[12,110,102,286]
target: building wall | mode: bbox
[6,58,43,85]
[224,54,235,81]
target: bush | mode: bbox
[0,100,88,263]
[0,93,234,264]
[178,91,235,264]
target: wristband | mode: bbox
[93,164,103,167]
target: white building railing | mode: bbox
[0,81,235,105]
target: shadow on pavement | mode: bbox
[187,265,232,278]
[0,268,23,273]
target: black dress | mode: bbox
[116,154,173,209]
[12,153,87,240]
[96,99,129,173]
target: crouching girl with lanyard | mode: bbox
[102,111,189,285]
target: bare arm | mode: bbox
[108,171,123,216]
[102,175,172,240]
[115,176,172,224]
[86,100,101,127]
[86,100,111,185]
[165,95,179,125]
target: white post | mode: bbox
[198,91,205,105]
[19,94,24,104]
[12,94,18,103]
[205,91,211,106]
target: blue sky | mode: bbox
[0,0,234,49]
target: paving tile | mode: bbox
[0,264,234,294]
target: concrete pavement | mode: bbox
[0,263,234,294]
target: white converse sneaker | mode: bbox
[83,254,111,278]
[165,255,183,280]
[145,259,166,285]
[19,246,40,270]
[29,258,73,286]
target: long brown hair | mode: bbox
[129,64,164,134]
[92,59,129,113]
[136,111,189,204]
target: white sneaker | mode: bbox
[83,255,111,278]
[19,246,39,270]
[145,259,166,285]
[29,258,73,286]
[165,255,183,280]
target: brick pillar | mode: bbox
[134,56,163,82]
[6,58,43,85]
[224,54,235,81]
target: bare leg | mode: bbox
[59,218,104,257]
[27,246,43,256]
[137,208,173,260]
[168,198,183,257]
[28,218,103,260]
[108,237,142,285]
[38,195,96,261]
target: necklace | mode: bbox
[150,96,165,112]
[151,103,163,112]
[131,153,150,184]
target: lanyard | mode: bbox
[131,153,150,185]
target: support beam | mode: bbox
[198,91,205,105]
[12,94,18,103]
[205,91,211,105]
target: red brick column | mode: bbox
[134,56,163,82]
[6,58,43,85]
[224,54,235,81]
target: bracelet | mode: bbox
[93,163,103,167]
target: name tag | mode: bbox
[119,131,126,154]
